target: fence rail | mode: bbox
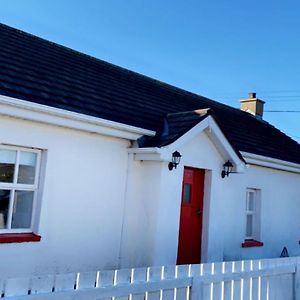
[2,257,300,299]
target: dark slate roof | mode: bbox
[0,23,299,164]
[142,109,211,148]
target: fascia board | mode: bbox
[0,95,155,140]
[241,151,300,174]
[204,117,245,172]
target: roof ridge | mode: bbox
[166,108,212,117]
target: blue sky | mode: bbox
[1,1,299,142]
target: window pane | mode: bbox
[0,150,16,183]
[246,215,253,237]
[247,192,255,211]
[17,152,37,184]
[183,183,191,204]
[11,191,34,229]
[0,190,10,229]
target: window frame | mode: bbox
[245,189,256,239]
[0,144,42,234]
[244,188,261,242]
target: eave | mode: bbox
[0,95,155,141]
[241,152,300,174]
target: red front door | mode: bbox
[177,167,205,265]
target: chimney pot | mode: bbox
[249,92,256,98]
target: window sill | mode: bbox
[0,233,41,244]
[241,239,264,248]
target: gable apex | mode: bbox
[132,115,245,173]
[166,115,245,172]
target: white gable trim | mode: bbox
[166,115,244,172]
[241,152,300,174]
[0,95,155,140]
[131,115,245,172]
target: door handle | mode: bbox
[196,208,202,216]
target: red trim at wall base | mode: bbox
[0,233,41,244]
[241,240,264,248]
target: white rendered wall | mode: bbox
[120,157,165,267]
[121,131,227,266]
[2,114,299,276]
[0,115,130,277]
[122,130,300,266]
[178,132,300,262]
[222,165,300,261]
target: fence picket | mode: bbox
[190,264,202,300]
[251,259,260,300]
[53,272,77,292]
[201,262,213,300]
[131,267,147,300]
[175,265,189,300]
[212,262,223,299]
[99,270,115,287]
[259,259,271,299]
[115,268,132,300]
[147,266,162,300]
[162,266,176,300]
[232,260,242,300]
[191,277,204,300]
[223,261,233,300]
[77,271,97,289]
[268,258,280,299]
[99,270,115,300]
[242,260,251,300]
[190,264,201,277]
[30,275,55,295]
[4,277,30,297]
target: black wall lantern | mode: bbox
[221,160,233,178]
[168,151,182,171]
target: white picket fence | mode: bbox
[2,257,300,299]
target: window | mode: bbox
[242,188,263,247]
[183,183,191,204]
[0,145,41,234]
[245,189,256,239]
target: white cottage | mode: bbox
[0,23,299,278]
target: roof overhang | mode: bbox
[0,95,155,141]
[241,152,300,174]
[130,115,245,172]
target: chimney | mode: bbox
[240,92,265,119]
